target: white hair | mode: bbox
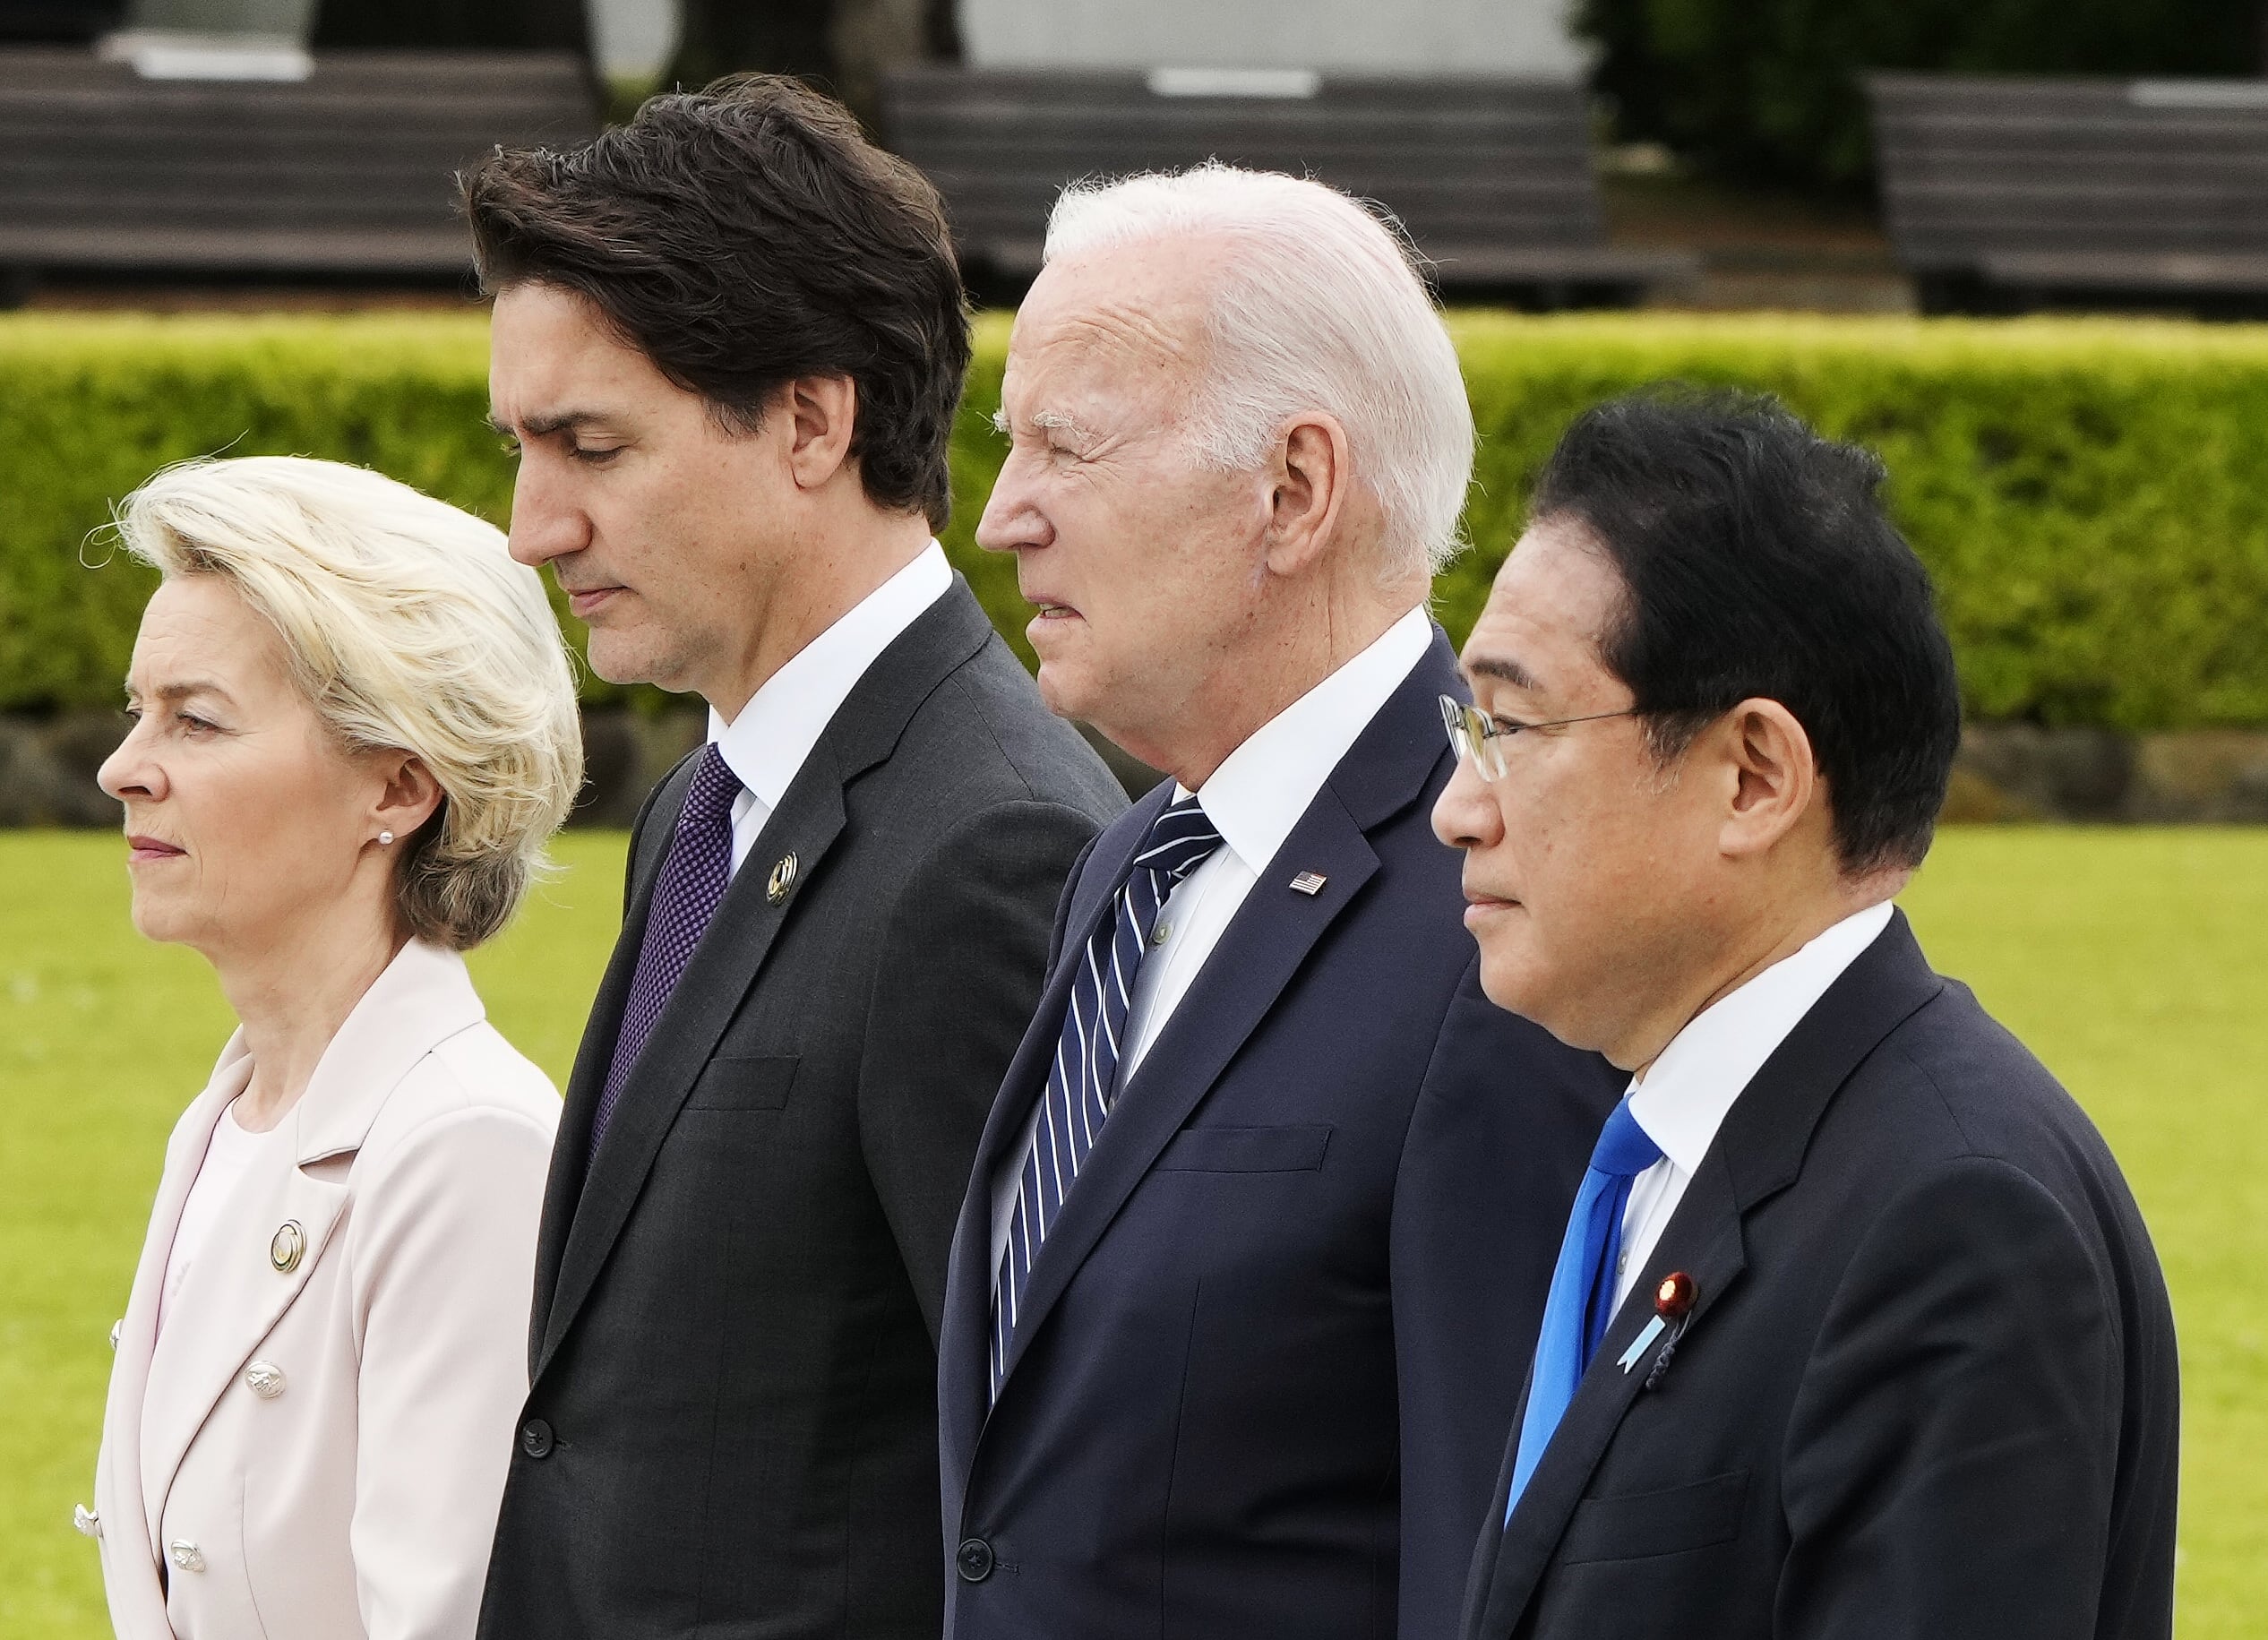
[1044,162,1475,576]
[114,455,584,950]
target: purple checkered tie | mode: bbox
[588,743,743,1160]
[990,794,1223,1397]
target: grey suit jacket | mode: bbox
[477,579,1127,1640]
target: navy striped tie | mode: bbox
[991,794,1223,1398]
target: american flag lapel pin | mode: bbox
[1289,871,1328,896]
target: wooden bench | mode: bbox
[1868,72,2268,315]
[880,65,1696,305]
[0,46,596,295]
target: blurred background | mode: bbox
[0,2,2264,1636]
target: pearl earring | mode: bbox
[378,830,394,846]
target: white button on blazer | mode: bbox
[90,940,559,1640]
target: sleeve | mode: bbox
[1778,1154,2124,1640]
[857,799,1106,1344]
[1389,960,1623,1639]
[345,1103,555,1640]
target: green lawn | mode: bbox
[2,828,2261,1636]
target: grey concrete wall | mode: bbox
[958,0,1592,79]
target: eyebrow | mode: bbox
[125,679,234,705]
[488,408,612,438]
[995,407,1101,443]
[1464,654,1543,691]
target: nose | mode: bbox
[975,452,1052,555]
[1431,751,1500,852]
[506,455,590,570]
[98,717,161,803]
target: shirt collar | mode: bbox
[1626,900,1897,1175]
[708,542,952,811]
[1179,605,1432,876]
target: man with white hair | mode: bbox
[934,165,1621,1639]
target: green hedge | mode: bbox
[5,310,2268,730]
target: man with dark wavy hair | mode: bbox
[466,75,1124,1640]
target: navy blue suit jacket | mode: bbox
[936,633,1623,1640]
[1460,912,2178,1640]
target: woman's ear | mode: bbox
[371,753,444,846]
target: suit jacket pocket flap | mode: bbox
[1155,1123,1332,1173]
[683,1054,799,1112]
[1559,1470,1748,1565]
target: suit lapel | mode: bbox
[537,751,849,1375]
[526,760,683,1361]
[536,580,999,1378]
[992,784,1381,1393]
[939,788,1160,1460]
[136,943,484,1553]
[107,1047,248,1569]
[1473,912,1947,1636]
[139,1130,352,1553]
[985,636,1461,1403]
[1476,1166,1749,1635]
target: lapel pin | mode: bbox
[1289,871,1328,896]
[766,853,798,906]
[269,1219,306,1275]
[1619,1269,1697,1375]
[1642,1270,1699,1391]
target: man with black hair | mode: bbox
[468,75,1124,1640]
[1438,391,2178,1640]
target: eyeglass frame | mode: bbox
[1439,694,1640,782]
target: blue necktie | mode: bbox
[990,795,1223,1399]
[589,744,743,1161]
[1504,1095,1663,1520]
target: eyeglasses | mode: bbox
[1439,694,1638,781]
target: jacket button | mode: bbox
[73,1505,101,1540]
[956,1537,994,1583]
[168,1539,204,1573]
[520,1418,554,1459]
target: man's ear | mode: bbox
[1262,413,1350,576]
[1713,698,1819,861]
[782,374,859,491]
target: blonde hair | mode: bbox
[114,455,584,949]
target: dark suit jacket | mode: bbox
[1462,911,2179,1640]
[937,633,1625,1640]
[477,580,1127,1640]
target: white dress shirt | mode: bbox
[1612,900,1896,1309]
[708,541,952,875]
[988,605,1434,1286]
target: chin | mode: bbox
[1033,657,1099,726]
[126,896,192,948]
[1475,947,1571,1037]
[583,631,673,691]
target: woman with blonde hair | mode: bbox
[81,455,583,1639]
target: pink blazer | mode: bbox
[88,940,559,1639]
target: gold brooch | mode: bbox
[270,1220,306,1275]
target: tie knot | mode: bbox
[682,743,744,828]
[1133,794,1224,884]
[1589,1097,1663,1180]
